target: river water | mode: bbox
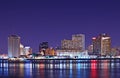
[0,60,120,78]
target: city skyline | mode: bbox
[0,33,119,53]
[0,0,120,53]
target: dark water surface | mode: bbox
[0,60,120,78]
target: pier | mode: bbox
[0,58,120,64]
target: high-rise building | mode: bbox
[92,34,111,56]
[20,44,24,55]
[8,35,20,57]
[24,46,32,55]
[39,42,49,51]
[39,42,49,55]
[87,45,93,53]
[56,34,85,58]
[61,34,85,51]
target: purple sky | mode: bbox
[0,0,120,53]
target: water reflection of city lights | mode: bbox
[0,59,120,78]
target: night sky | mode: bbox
[0,0,120,53]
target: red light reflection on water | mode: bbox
[90,60,98,78]
[90,60,110,78]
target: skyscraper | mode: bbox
[72,34,85,50]
[39,42,49,51]
[61,34,85,51]
[56,34,85,57]
[24,46,32,55]
[92,34,111,56]
[87,45,93,53]
[8,35,20,57]
[39,42,49,55]
[20,44,24,55]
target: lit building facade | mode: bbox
[39,42,49,51]
[56,34,85,58]
[20,44,24,55]
[45,48,56,56]
[61,34,85,51]
[24,46,32,55]
[8,35,20,57]
[57,50,89,58]
[92,34,111,56]
[39,42,49,55]
[87,45,93,53]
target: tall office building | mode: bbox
[24,46,32,55]
[87,45,93,53]
[20,44,24,55]
[72,34,85,50]
[39,42,49,51]
[92,34,111,56]
[8,35,20,57]
[39,42,49,55]
[61,34,85,51]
